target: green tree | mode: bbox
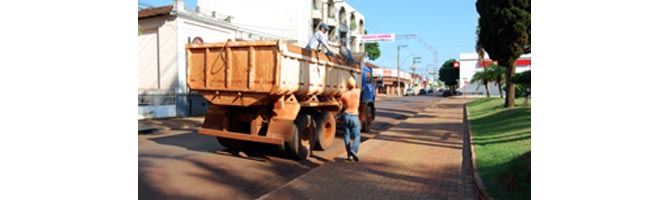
[513,70,531,88]
[363,30,381,61]
[476,0,531,108]
[487,63,506,98]
[513,70,531,105]
[471,70,491,97]
[439,59,460,89]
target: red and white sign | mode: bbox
[358,33,395,43]
[383,69,392,76]
[478,59,530,67]
[453,61,460,68]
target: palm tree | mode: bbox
[487,63,506,98]
[471,70,491,97]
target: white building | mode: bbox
[457,52,531,96]
[197,0,366,52]
[138,0,368,119]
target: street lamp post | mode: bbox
[396,45,407,96]
[426,64,432,81]
[412,56,422,88]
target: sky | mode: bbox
[138,0,479,76]
[348,0,479,76]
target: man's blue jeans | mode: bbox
[342,113,361,155]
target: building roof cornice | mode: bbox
[138,5,173,19]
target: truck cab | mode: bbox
[359,65,376,132]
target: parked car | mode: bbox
[442,89,456,97]
[419,89,427,95]
[404,88,416,96]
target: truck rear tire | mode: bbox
[286,114,314,160]
[314,111,335,150]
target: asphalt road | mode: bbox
[138,94,442,200]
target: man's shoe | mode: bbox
[349,151,359,162]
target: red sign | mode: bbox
[358,33,395,43]
[478,59,530,67]
[453,61,460,68]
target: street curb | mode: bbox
[464,104,494,200]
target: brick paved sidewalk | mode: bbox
[258,98,477,200]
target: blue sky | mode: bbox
[348,0,479,75]
[139,0,479,75]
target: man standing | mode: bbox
[339,76,361,162]
[339,40,355,66]
[305,23,340,56]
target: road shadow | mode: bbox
[149,132,297,162]
[377,107,418,115]
[272,159,465,199]
[139,152,315,200]
[139,117,203,132]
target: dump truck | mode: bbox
[186,40,376,160]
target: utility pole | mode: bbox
[426,64,433,86]
[397,45,407,96]
[396,34,438,71]
[412,56,422,87]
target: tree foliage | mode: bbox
[365,43,380,61]
[363,30,381,61]
[513,70,531,86]
[476,0,531,107]
[487,63,506,98]
[509,70,531,99]
[471,70,492,97]
[439,59,460,88]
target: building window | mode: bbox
[327,0,335,18]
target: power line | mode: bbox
[396,34,438,71]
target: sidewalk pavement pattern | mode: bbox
[259,98,477,200]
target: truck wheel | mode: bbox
[361,106,373,132]
[314,111,336,150]
[286,114,314,160]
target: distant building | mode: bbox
[367,62,427,95]
[458,53,531,96]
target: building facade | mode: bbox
[197,0,366,52]
[458,52,532,96]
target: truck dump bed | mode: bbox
[186,40,362,107]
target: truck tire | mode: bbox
[286,114,314,160]
[314,111,335,150]
[361,105,373,132]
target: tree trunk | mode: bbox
[504,59,516,108]
[483,81,490,97]
[497,80,504,98]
